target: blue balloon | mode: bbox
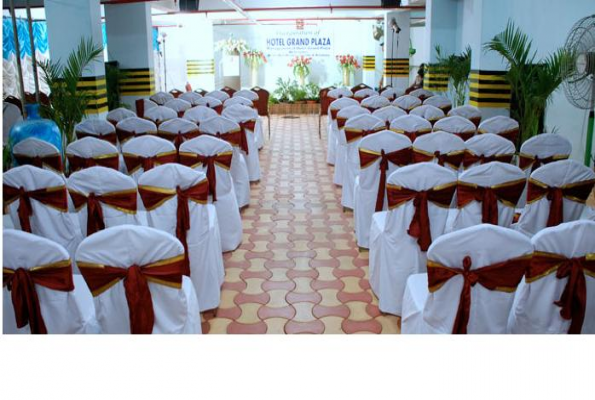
[9,104,62,158]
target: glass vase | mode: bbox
[9,103,62,156]
[342,68,351,87]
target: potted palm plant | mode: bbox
[37,38,103,154]
[434,45,472,107]
[484,21,572,146]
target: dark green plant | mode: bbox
[434,45,472,107]
[305,82,320,101]
[37,38,104,153]
[272,77,292,103]
[288,81,307,102]
[484,21,573,145]
[105,61,129,110]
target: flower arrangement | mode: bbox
[243,49,267,68]
[288,55,312,86]
[215,36,248,55]
[336,54,360,86]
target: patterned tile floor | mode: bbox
[201,114,401,334]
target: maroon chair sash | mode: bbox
[457,179,526,225]
[412,148,465,170]
[67,153,120,172]
[3,184,68,233]
[123,151,178,174]
[13,153,63,173]
[178,151,233,202]
[69,189,137,236]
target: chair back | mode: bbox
[390,114,433,142]
[234,89,259,101]
[353,88,379,101]
[66,137,120,173]
[351,83,372,93]
[220,86,236,98]
[224,96,254,108]
[454,161,526,229]
[122,135,177,181]
[157,118,200,148]
[448,105,482,127]
[144,106,177,126]
[393,95,422,113]
[409,104,444,126]
[412,131,466,172]
[3,230,85,334]
[478,115,519,144]
[183,105,219,125]
[518,133,572,175]
[12,138,63,173]
[106,107,135,127]
[135,98,157,118]
[251,87,270,117]
[179,91,203,105]
[207,89,230,102]
[433,115,476,141]
[222,103,258,124]
[511,220,595,334]
[3,165,82,256]
[164,98,192,118]
[424,224,532,333]
[116,117,157,145]
[193,96,223,113]
[361,95,390,112]
[409,88,434,102]
[75,224,198,334]
[380,87,404,101]
[328,87,353,99]
[423,95,452,113]
[372,105,407,128]
[150,91,174,105]
[75,118,117,146]
[67,166,140,237]
[463,133,515,169]
[169,88,183,98]
[336,105,371,131]
[516,159,595,235]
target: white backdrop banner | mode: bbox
[264,27,333,57]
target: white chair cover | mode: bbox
[463,133,515,169]
[121,135,177,181]
[138,164,224,311]
[401,224,532,333]
[328,87,353,99]
[4,165,83,257]
[67,166,144,238]
[354,130,412,248]
[516,134,573,208]
[194,96,223,110]
[509,220,595,334]
[361,95,391,112]
[206,89,230,102]
[478,115,519,141]
[197,116,250,208]
[157,118,200,147]
[144,105,177,126]
[409,104,445,125]
[514,160,595,237]
[142,98,159,113]
[115,116,157,147]
[333,105,371,186]
[150,91,174,105]
[389,114,433,142]
[393,95,422,112]
[234,89,259,101]
[222,104,261,182]
[12,138,63,173]
[372,105,407,128]
[224,96,254,108]
[433,115,476,141]
[380,87,405,101]
[369,163,457,315]
[183,105,219,125]
[448,105,482,126]
[179,91,203,105]
[340,114,385,209]
[66,137,121,173]
[179,135,243,252]
[75,118,116,143]
[327,97,359,166]
[409,88,434,101]
[75,225,201,334]
[164,98,192,117]
[3,229,98,334]
[452,161,526,230]
[423,95,452,113]
[354,88,379,101]
[106,107,136,126]
[412,131,466,172]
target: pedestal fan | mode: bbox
[563,15,595,166]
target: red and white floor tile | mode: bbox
[201,114,401,334]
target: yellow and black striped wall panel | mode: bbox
[119,68,156,97]
[187,59,215,76]
[78,75,108,114]
[363,56,375,71]
[469,69,511,108]
[383,58,409,78]
[424,64,448,92]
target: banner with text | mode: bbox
[264,27,334,57]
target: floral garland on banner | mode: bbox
[288,55,312,86]
[336,54,360,86]
[215,37,248,55]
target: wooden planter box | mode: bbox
[270,102,320,115]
